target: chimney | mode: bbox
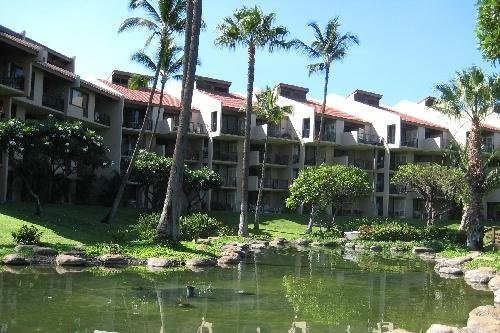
[419,96,436,108]
[277,83,309,100]
[110,70,134,87]
[195,76,232,93]
[347,89,382,107]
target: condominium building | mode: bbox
[1,24,500,220]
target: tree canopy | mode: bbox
[476,0,500,64]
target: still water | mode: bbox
[0,248,491,333]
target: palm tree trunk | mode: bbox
[254,133,268,230]
[147,79,167,151]
[305,204,315,234]
[101,41,166,224]
[238,42,255,237]
[315,65,330,166]
[462,123,486,249]
[156,0,202,241]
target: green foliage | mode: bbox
[310,225,342,240]
[476,0,500,63]
[11,225,43,245]
[254,86,292,125]
[180,213,221,241]
[134,213,160,241]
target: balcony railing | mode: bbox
[320,131,336,142]
[302,128,310,138]
[375,183,384,192]
[94,111,111,126]
[390,184,407,194]
[186,150,200,161]
[349,159,373,170]
[221,125,244,136]
[264,154,289,165]
[123,118,153,131]
[0,76,24,91]
[268,124,294,139]
[221,177,237,187]
[390,160,407,171]
[211,202,234,211]
[188,122,207,135]
[401,137,418,148]
[42,93,65,112]
[292,154,300,164]
[213,151,238,162]
[262,178,289,190]
[358,132,383,146]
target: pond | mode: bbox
[0,248,491,333]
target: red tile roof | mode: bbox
[33,61,78,81]
[481,123,500,133]
[379,105,447,131]
[99,80,181,108]
[0,32,40,53]
[303,99,367,123]
[80,79,122,99]
[198,89,246,111]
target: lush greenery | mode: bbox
[476,0,500,63]
[392,163,465,225]
[11,225,43,245]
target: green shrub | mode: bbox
[12,225,43,245]
[180,213,221,241]
[134,213,160,241]
[359,222,422,242]
[217,224,236,236]
[311,225,342,240]
[423,226,467,245]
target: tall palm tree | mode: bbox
[128,39,183,151]
[294,18,359,165]
[434,67,500,249]
[253,86,292,230]
[215,6,290,237]
[156,0,202,241]
[102,0,186,224]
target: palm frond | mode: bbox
[131,51,157,72]
[128,74,153,90]
[128,0,161,25]
[118,17,159,34]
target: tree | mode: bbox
[183,167,222,213]
[0,117,109,216]
[434,67,500,249]
[253,86,292,230]
[156,0,202,241]
[215,6,290,236]
[286,164,371,233]
[392,163,465,226]
[476,0,500,64]
[103,0,186,224]
[129,38,183,151]
[293,18,358,165]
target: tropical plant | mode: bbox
[183,167,222,213]
[293,18,358,164]
[392,163,466,226]
[476,0,500,64]
[253,86,292,230]
[103,0,186,224]
[156,0,202,241]
[215,6,290,236]
[129,38,183,150]
[286,164,371,233]
[434,67,500,249]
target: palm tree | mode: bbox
[102,0,186,224]
[215,6,290,237]
[294,18,359,165]
[253,86,292,230]
[434,67,500,249]
[128,39,183,151]
[156,0,202,241]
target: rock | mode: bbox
[354,244,365,251]
[370,245,382,252]
[390,246,407,253]
[387,329,414,333]
[55,266,88,274]
[185,257,216,267]
[412,247,434,254]
[272,237,286,245]
[99,254,128,267]
[466,281,492,291]
[147,257,182,268]
[55,254,87,266]
[72,245,86,252]
[311,241,322,247]
[217,254,242,266]
[488,276,500,291]
[295,238,311,246]
[2,254,30,266]
[419,253,437,262]
[220,249,246,260]
[344,242,355,249]
[196,244,207,251]
[495,290,500,304]
[222,243,249,251]
[440,256,473,267]
[32,246,58,256]
[467,305,500,333]
[464,267,497,284]
[14,244,35,252]
[249,243,267,251]
[437,266,463,275]
[196,238,211,244]
[425,324,463,333]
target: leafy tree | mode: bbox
[183,167,221,213]
[286,164,371,233]
[434,67,500,249]
[476,0,500,64]
[156,0,203,241]
[293,18,358,164]
[104,0,186,224]
[391,163,465,226]
[0,116,109,216]
[215,6,290,236]
[253,86,292,230]
[129,38,184,150]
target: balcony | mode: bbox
[401,137,418,148]
[375,183,384,193]
[94,111,111,126]
[483,142,494,153]
[292,154,299,164]
[0,76,24,91]
[389,184,407,195]
[349,159,373,170]
[249,176,288,191]
[268,123,295,140]
[221,177,237,188]
[123,118,153,131]
[357,132,383,146]
[423,136,443,151]
[188,122,208,135]
[185,150,201,161]
[42,93,65,112]
[319,131,336,143]
[213,151,238,162]
[211,202,234,211]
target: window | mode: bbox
[29,72,35,99]
[302,118,310,138]
[11,103,17,119]
[70,88,89,112]
[387,125,396,144]
[211,111,218,131]
[10,64,24,78]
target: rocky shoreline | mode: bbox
[2,240,499,332]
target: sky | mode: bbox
[0,0,495,105]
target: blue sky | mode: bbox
[0,0,494,105]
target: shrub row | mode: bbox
[358,223,466,244]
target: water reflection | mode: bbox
[0,248,491,332]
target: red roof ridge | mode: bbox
[197,88,246,110]
[0,32,40,52]
[379,104,447,131]
[34,61,78,80]
[481,122,500,132]
[81,79,123,99]
[303,98,368,124]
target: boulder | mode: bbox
[390,246,407,253]
[147,258,182,268]
[295,238,311,246]
[221,243,249,251]
[2,254,29,266]
[55,254,87,266]
[311,241,322,247]
[425,324,463,333]
[370,245,382,252]
[344,242,355,249]
[464,267,497,284]
[412,247,435,254]
[185,257,216,267]
[467,305,500,333]
[494,290,500,304]
[195,238,211,245]
[249,243,267,251]
[440,256,473,267]
[33,246,58,256]
[220,249,246,260]
[354,244,365,251]
[99,254,128,267]
[217,254,242,266]
[488,276,500,291]
[14,244,35,252]
[387,329,414,333]
[438,266,463,275]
